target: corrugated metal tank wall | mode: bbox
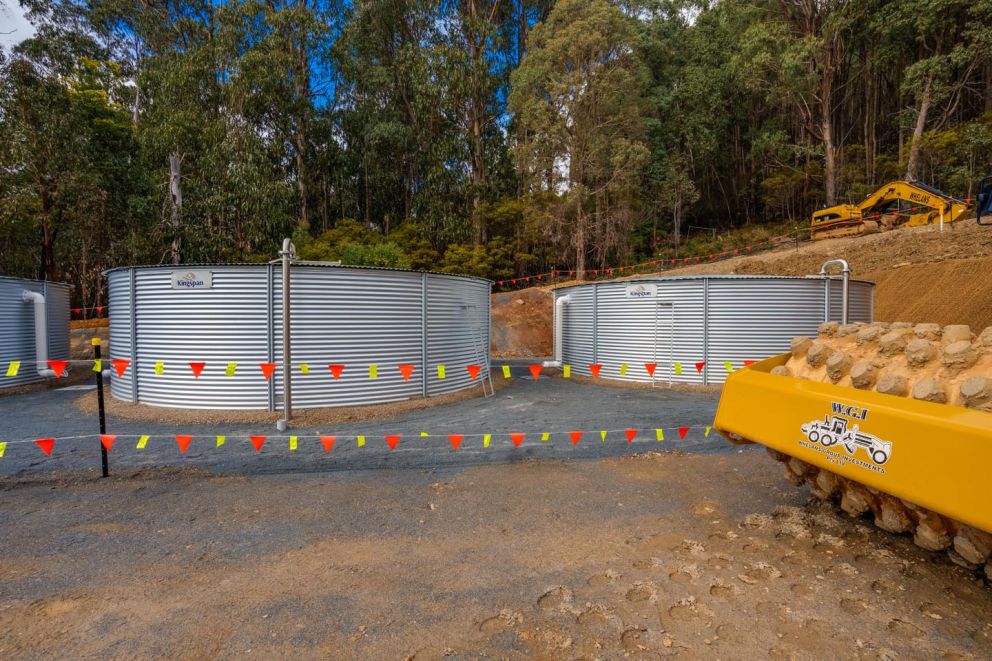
[0,276,70,389]
[555,276,873,385]
[106,265,491,409]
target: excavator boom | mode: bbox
[810,180,968,240]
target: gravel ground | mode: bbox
[1,369,989,659]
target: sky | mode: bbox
[0,1,34,50]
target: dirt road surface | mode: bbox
[1,379,990,658]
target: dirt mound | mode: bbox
[491,286,552,358]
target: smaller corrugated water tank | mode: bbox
[553,275,874,385]
[105,263,492,410]
[0,276,71,389]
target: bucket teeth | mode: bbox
[756,324,992,574]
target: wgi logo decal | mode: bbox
[797,402,892,474]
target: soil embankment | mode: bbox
[491,220,992,357]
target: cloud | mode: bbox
[0,2,36,50]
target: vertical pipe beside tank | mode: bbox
[277,238,295,431]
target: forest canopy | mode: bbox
[3,0,992,306]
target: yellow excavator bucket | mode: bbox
[714,354,992,534]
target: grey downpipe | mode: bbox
[543,294,570,368]
[819,258,851,324]
[22,290,56,378]
[277,238,296,431]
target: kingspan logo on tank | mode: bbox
[797,402,893,475]
[171,270,213,290]
[625,282,658,299]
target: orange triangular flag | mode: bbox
[644,363,656,377]
[112,358,130,377]
[260,363,276,380]
[397,364,415,381]
[466,365,481,380]
[250,435,266,452]
[511,433,525,447]
[189,362,206,377]
[588,364,603,379]
[694,362,706,374]
[100,434,117,451]
[47,360,68,377]
[528,365,542,380]
[569,431,583,446]
[448,434,464,451]
[328,364,344,380]
[321,436,335,453]
[35,438,55,456]
[744,360,756,366]
[385,434,401,450]
[624,429,638,443]
[176,435,192,454]
[678,427,689,439]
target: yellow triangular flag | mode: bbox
[300,363,310,375]
[619,363,628,376]
[225,362,237,377]
[357,435,365,447]
[600,430,608,442]
[723,360,733,372]
[0,441,6,458]
[5,361,19,377]
[563,365,571,378]
[673,362,682,375]
[704,426,712,437]
[541,432,550,442]
[136,435,149,449]
[437,364,446,379]
[655,428,665,441]
[501,364,511,378]
[155,360,164,375]
[216,435,225,448]
[289,436,298,451]
[420,432,429,439]
[92,359,102,373]
[483,433,491,448]
[368,364,378,379]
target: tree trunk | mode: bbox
[821,75,837,205]
[37,186,57,281]
[168,152,183,265]
[905,78,932,181]
[575,203,585,280]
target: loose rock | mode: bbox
[879,330,909,356]
[790,336,812,358]
[960,376,992,410]
[818,321,839,337]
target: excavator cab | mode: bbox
[976,176,992,225]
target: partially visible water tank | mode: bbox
[0,276,71,389]
[554,275,874,385]
[105,264,492,410]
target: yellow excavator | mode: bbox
[810,180,969,240]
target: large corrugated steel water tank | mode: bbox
[104,264,492,409]
[553,275,873,385]
[0,276,71,389]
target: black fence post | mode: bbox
[93,338,109,477]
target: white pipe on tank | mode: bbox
[819,259,852,324]
[277,238,296,431]
[543,294,571,368]
[22,290,56,378]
